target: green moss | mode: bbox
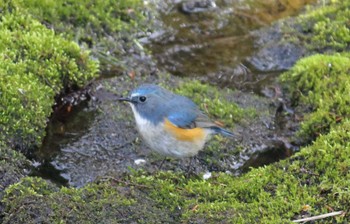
[0,12,98,148]
[280,53,350,140]
[1,0,148,70]
[3,0,145,37]
[281,0,350,53]
[297,0,350,51]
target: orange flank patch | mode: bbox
[164,119,205,142]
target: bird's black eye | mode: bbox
[139,96,147,102]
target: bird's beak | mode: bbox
[117,97,135,103]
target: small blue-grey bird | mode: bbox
[118,84,234,158]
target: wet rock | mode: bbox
[247,23,306,72]
[180,0,217,14]
[248,42,305,71]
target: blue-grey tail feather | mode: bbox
[210,126,234,137]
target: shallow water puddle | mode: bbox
[146,0,315,90]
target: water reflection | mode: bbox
[146,0,315,89]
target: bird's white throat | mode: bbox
[129,104,156,131]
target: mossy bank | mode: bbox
[0,4,99,150]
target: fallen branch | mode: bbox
[292,211,344,223]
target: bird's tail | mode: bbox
[210,126,235,137]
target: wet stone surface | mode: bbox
[247,22,306,72]
[180,0,217,14]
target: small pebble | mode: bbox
[134,159,146,165]
[203,171,212,180]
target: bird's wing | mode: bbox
[166,96,216,129]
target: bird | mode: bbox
[117,84,234,159]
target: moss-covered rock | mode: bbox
[0,11,98,150]
[297,0,350,51]
[286,0,350,54]
[280,53,350,141]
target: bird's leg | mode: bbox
[186,156,195,175]
[157,157,167,170]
